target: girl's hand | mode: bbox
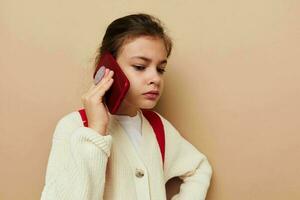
[81,68,114,135]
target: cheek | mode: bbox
[160,81,164,93]
[125,75,142,94]
[125,71,143,87]
[128,79,142,94]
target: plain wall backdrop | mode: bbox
[1,0,299,199]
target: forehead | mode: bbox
[119,36,167,60]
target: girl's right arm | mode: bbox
[40,116,112,200]
[41,68,115,200]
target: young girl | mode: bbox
[41,13,212,200]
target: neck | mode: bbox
[114,101,140,117]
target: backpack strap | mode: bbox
[77,108,165,166]
[141,109,165,166]
[78,108,88,127]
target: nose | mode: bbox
[147,67,161,86]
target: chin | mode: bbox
[139,101,158,110]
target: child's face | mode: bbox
[115,35,168,114]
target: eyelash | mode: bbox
[133,65,166,74]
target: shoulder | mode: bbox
[150,111,169,125]
[52,110,84,139]
[150,110,182,138]
[56,110,83,127]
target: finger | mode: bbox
[89,68,113,92]
[89,70,114,95]
[94,66,106,85]
[89,78,114,101]
[83,69,113,101]
[94,69,114,88]
[95,77,114,96]
[93,70,114,92]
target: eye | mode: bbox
[158,68,166,74]
[133,65,166,74]
[133,65,145,71]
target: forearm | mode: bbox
[41,127,112,200]
[171,157,212,200]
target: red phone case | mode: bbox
[93,52,130,114]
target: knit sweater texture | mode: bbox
[40,109,212,200]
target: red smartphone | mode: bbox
[93,51,130,114]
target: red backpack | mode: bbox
[78,108,165,165]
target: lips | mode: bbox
[143,90,159,100]
[144,91,159,95]
[143,90,159,95]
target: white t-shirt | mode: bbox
[113,111,142,151]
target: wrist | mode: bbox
[88,124,108,136]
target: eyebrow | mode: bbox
[130,56,167,65]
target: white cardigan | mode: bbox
[41,109,212,200]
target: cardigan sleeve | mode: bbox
[40,115,112,200]
[161,116,213,200]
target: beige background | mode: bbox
[1,0,299,199]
